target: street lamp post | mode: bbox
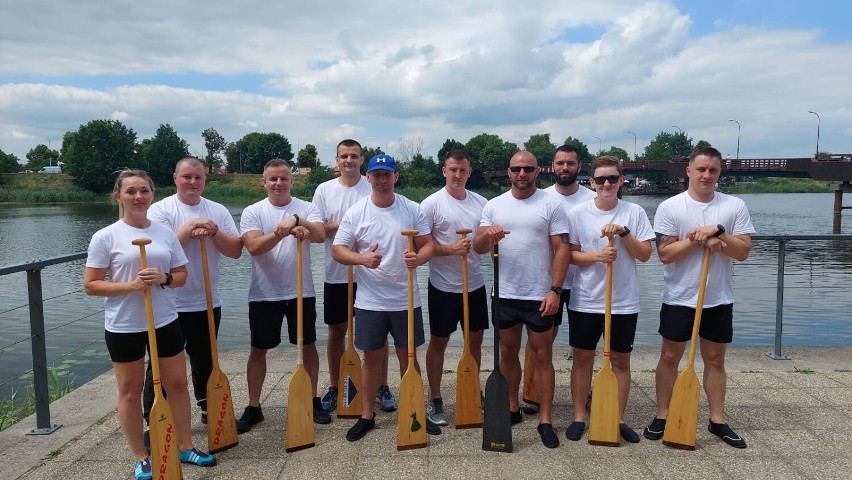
[728,119,741,160]
[808,111,820,158]
[593,136,602,155]
[627,131,637,160]
[671,126,683,158]
[672,125,682,133]
[46,138,53,166]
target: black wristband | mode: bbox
[712,224,725,238]
[293,214,300,226]
[619,226,630,237]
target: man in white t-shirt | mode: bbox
[142,157,243,428]
[420,149,488,426]
[563,156,654,443]
[473,150,571,449]
[313,140,396,414]
[236,159,330,432]
[642,147,755,448]
[332,154,435,442]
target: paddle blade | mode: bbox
[149,395,182,479]
[396,368,427,450]
[285,366,315,452]
[587,362,620,447]
[482,370,513,452]
[455,353,482,429]
[521,342,538,406]
[662,367,700,450]
[206,368,238,453]
[337,347,363,418]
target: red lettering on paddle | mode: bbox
[157,423,173,479]
[213,393,230,446]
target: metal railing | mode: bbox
[1,235,851,435]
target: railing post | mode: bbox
[766,239,790,360]
[25,268,61,434]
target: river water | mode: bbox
[1,193,851,391]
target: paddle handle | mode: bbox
[491,243,500,367]
[199,238,220,370]
[297,237,304,366]
[133,239,162,388]
[403,231,417,362]
[603,237,614,365]
[347,265,355,349]
[685,249,712,368]
[459,229,471,355]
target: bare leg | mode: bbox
[654,338,686,419]
[361,345,387,419]
[611,351,632,422]
[528,327,555,424]
[326,323,347,389]
[426,335,449,399]
[304,343,320,397]
[395,345,421,375]
[113,360,147,460]
[700,338,728,424]
[570,348,595,422]
[470,329,485,369]
[500,323,523,412]
[158,352,193,451]
[246,347,268,407]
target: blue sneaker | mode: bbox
[134,458,152,480]
[376,385,397,412]
[179,447,217,467]
[321,387,338,413]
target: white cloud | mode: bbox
[0,0,850,165]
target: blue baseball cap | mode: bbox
[366,154,397,173]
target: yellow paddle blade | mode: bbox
[337,347,363,418]
[207,368,238,453]
[285,366,315,452]
[521,342,538,405]
[455,353,482,429]
[587,362,620,447]
[149,396,182,479]
[396,368,427,450]
[662,366,700,450]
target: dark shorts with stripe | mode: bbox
[249,298,318,349]
[567,309,638,353]
[492,297,556,333]
[659,303,734,344]
[427,281,489,337]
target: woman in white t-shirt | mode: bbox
[84,169,216,479]
[563,156,654,444]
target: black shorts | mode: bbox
[567,309,638,353]
[353,307,425,351]
[323,282,357,326]
[553,289,571,327]
[105,319,184,363]
[659,303,734,344]
[427,281,489,338]
[492,297,556,333]
[248,298,318,349]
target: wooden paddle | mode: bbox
[663,248,712,450]
[285,237,315,452]
[521,340,539,407]
[132,238,182,479]
[337,265,363,418]
[199,238,238,453]
[454,228,483,429]
[588,237,620,447]
[482,243,513,452]
[397,229,428,450]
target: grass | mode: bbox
[792,366,816,374]
[0,367,76,432]
[722,178,832,194]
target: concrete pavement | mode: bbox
[2,346,851,479]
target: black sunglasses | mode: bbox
[509,166,537,173]
[592,175,621,185]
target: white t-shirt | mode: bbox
[333,193,431,311]
[86,220,188,333]
[148,195,240,311]
[312,176,371,284]
[544,184,597,290]
[479,189,570,300]
[240,197,322,302]
[420,187,487,293]
[566,199,655,314]
[654,191,756,308]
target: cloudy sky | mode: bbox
[1,0,850,166]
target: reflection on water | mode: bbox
[1,194,851,392]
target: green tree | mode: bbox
[399,154,441,188]
[599,146,630,162]
[202,128,227,170]
[63,119,138,192]
[296,144,319,169]
[562,136,593,163]
[465,133,518,189]
[641,131,694,161]
[0,148,22,173]
[25,144,59,171]
[524,133,556,164]
[360,146,386,175]
[225,132,293,174]
[694,140,712,150]
[138,124,190,185]
[436,139,465,163]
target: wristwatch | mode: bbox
[712,224,726,237]
[550,286,563,296]
[160,272,174,289]
[293,214,300,226]
[619,226,631,237]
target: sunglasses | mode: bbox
[509,166,537,173]
[592,175,621,185]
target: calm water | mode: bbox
[1,193,851,392]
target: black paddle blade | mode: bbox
[482,371,513,452]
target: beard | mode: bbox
[556,171,578,186]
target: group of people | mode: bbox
[84,140,754,479]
